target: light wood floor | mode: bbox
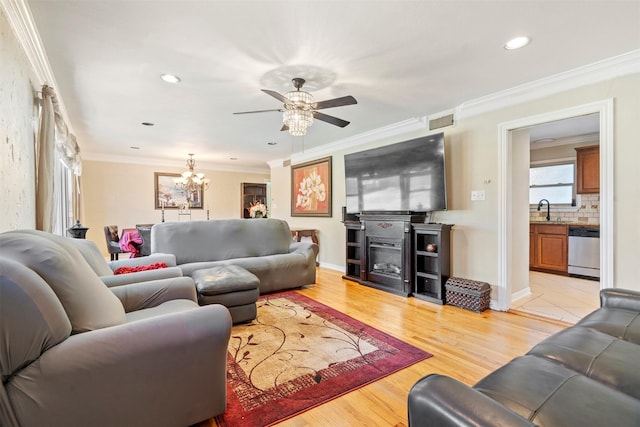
[200,268,567,427]
[511,271,600,324]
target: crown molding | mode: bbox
[457,49,640,120]
[288,116,428,165]
[82,152,270,175]
[1,0,74,133]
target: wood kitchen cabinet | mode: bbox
[576,145,599,194]
[530,224,568,274]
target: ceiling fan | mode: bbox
[233,78,357,136]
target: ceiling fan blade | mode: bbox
[261,89,289,104]
[280,124,289,132]
[233,108,283,115]
[313,111,350,128]
[312,95,357,110]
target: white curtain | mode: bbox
[36,85,82,233]
[36,86,56,232]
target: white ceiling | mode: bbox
[25,0,640,172]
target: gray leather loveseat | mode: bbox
[0,230,232,427]
[408,288,640,426]
[151,218,319,293]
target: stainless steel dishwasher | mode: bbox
[568,226,600,280]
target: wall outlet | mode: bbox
[471,190,486,201]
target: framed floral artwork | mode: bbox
[154,172,204,209]
[291,157,332,217]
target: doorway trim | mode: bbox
[497,99,614,311]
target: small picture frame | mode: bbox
[291,156,332,217]
[154,172,204,209]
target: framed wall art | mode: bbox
[154,172,204,209]
[291,156,332,217]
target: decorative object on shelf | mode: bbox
[291,156,332,217]
[248,201,268,218]
[426,243,438,253]
[154,171,204,209]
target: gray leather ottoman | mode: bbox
[192,265,260,323]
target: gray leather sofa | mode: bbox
[151,219,319,293]
[12,228,183,287]
[0,230,232,427]
[408,288,640,427]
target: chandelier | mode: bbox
[173,154,209,193]
[283,89,314,136]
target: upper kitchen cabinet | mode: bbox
[575,145,599,194]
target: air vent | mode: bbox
[283,159,291,167]
[429,113,455,130]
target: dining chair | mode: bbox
[104,225,124,261]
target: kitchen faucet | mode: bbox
[537,199,550,221]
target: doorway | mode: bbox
[496,99,614,312]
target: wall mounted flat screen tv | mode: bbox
[344,132,447,214]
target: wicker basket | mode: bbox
[445,277,491,312]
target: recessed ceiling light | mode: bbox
[504,36,531,50]
[130,146,140,150]
[160,74,181,83]
[141,122,154,126]
[267,142,277,146]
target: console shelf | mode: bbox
[412,223,452,305]
[343,220,363,281]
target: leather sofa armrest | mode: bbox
[600,288,640,311]
[101,266,183,288]
[408,374,535,427]
[10,305,231,427]
[108,253,177,270]
[110,276,197,312]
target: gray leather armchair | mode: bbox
[408,288,640,426]
[12,229,184,288]
[0,230,232,427]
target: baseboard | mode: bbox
[318,262,345,273]
[511,286,532,303]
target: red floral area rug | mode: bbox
[215,291,432,427]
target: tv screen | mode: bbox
[344,133,447,214]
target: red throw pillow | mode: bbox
[113,262,168,275]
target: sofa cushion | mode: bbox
[527,326,640,399]
[576,307,640,344]
[151,219,292,264]
[0,258,72,382]
[474,355,640,426]
[0,231,125,333]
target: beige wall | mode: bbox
[81,159,269,256]
[0,8,38,232]
[271,73,640,294]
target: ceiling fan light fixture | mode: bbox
[283,109,314,136]
[283,90,314,136]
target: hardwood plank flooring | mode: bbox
[201,267,567,427]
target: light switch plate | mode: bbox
[471,190,486,201]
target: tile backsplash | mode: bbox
[530,194,600,224]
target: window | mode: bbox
[529,163,575,205]
[52,151,74,236]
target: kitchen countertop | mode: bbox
[530,221,599,227]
